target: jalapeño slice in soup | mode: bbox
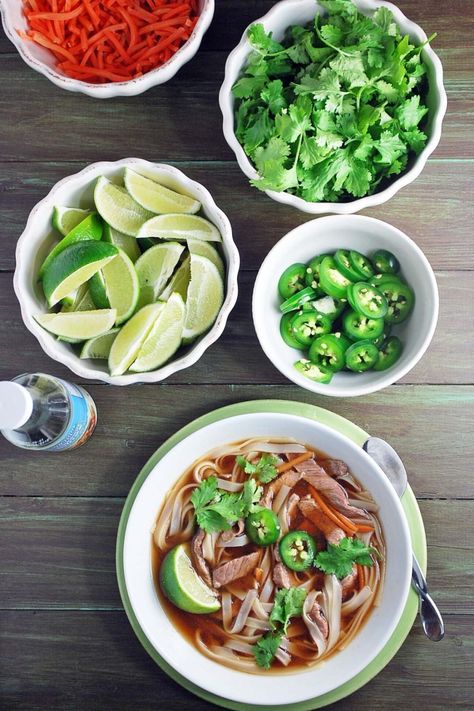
[152,438,385,673]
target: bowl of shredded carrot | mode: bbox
[1,0,214,97]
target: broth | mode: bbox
[151,438,385,673]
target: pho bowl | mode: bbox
[14,158,239,386]
[219,0,447,214]
[0,0,214,98]
[252,214,438,397]
[118,411,411,706]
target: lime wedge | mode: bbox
[89,271,110,309]
[101,249,139,325]
[52,206,91,236]
[62,284,96,313]
[137,213,221,242]
[160,255,191,301]
[103,223,141,263]
[187,238,225,279]
[130,293,185,372]
[135,242,184,308]
[160,544,220,614]
[94,176,154,237]
[39,213,103,279]
[80,328,120,359]
[183,254,224,342]
[35,309,117,340]
[108,302,163,376]
[124,168,201,215]
[61,283,88,311]
[42,241,118,307]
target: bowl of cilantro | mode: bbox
[219,0,447,213]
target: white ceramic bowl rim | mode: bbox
[13,158,239,385]
[122,411,412,705]
[252,214,439,397]
[0,0,215,97]
[219,0,448,214]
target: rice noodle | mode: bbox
[216,478,243,492]
[342,586,373,615]
[243,616,272,631]
[302,590,328,657]
[348,497,379,512]
[224,639,255,655]
[260,573,274,603]
[217,534,250,548]
[336,472,362,491]
[229,589,258,634]
[275,646,291,666]
[273,484,292,514]
[324,575,342,653]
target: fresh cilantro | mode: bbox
[232,0,432,202]
[269,588,307,633]
[190,476,262,533]
[236,454,279,483]
[314,537,379,579]
[253,631,284,669]
[253,587,307,669]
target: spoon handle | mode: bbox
[411,553,445,641]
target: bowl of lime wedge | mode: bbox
[14,159,239,385]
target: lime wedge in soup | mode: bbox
[160,543,221,614]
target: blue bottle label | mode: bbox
[45,379,97,452]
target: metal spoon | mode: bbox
[363,436,445,642]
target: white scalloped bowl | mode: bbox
[219,0,447,214]
[0,0,214,98]
[252,215,438,397]
[14,158,239,386]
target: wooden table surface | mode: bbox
[1,1,473,709]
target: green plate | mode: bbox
[116,399,426,709]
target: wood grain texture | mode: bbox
[0,0,472,708]
[1,162,474,272]
[0,271,472,386]
[0,48,472,162]
[0,497,471,614]
[0,385,472,498]
[0,611,472,710]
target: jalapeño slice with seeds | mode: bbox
[345,340,379,372]
[278,263,307,300]
[347,282,388,320]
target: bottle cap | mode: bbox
[0,381,34,430]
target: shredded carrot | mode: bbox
[308,486,358,535]
[355,523,375,533]
[277,451,314,474]
[357,563,365,589]
[255,567,264,584]
[309,485,374,535]
[20,0,200,84]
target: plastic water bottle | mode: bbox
[0,373,97,452]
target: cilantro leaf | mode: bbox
[233,0,431,203]
[191,476,247,533]
[236,454,279,484]
[269,588,307,633]
[253,631,283,669]
[248,24,285,56]
[315,537,379,579]
[396,95,429,130]
[241,478,263,515]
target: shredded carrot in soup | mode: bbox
[20,0,200,84]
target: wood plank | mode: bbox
[0,271,472,385]
[0,498,471,613]
[0,610,471,710]
[0,48,471,162]
[1,162,473,272]
[0,385,472,498]
[1,0,472,53]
